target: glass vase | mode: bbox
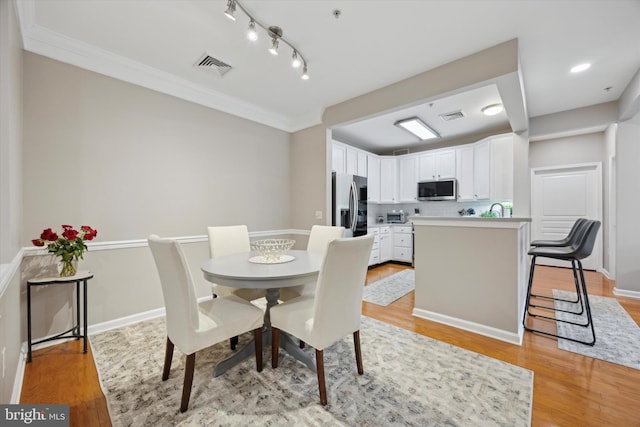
[58,259,77,277]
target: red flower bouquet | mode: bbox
[32,225,98,276]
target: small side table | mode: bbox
[27,270,93,363]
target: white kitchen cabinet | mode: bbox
[346,147,358,175]
[488,134,514,200]
[357,151,368,177]
[367,154,381,203]
[474,140,491,199]
[456,145,475,201]
[418,149,456,181]
[379,157,397,203]
[456,135,514,201]
[332,143,346,174]
[392,225,413,263]
[379,226,392,262]
[368,228,380,266]
[398,155,418,202]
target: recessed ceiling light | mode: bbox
[570,63,591,73]
[481,103,503,116]
[394,117,439,141]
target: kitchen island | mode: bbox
[411,216,531,345]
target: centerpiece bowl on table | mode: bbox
[250,239,295,264]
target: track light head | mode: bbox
[301,65,309,80]
[267,26,282,55]
[224,0,236,21]
[247,19,258,41]
[291,51,301,68]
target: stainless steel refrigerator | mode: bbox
[332,172,367,237]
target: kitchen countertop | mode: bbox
[410,216,530,229]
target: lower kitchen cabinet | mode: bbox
[368,225,412,265]
[392,225,413,263]
[368,227,380,266]
[379,226,392,262]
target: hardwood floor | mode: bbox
[21,264,640,426]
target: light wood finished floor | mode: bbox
[21,264,640,426]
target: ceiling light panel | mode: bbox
[394,117,440,141]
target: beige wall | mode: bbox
[0,0,23,403]
[290,125,330,230]
[0,0,22,264]
[22,53,292,242]
[529,132,605,169]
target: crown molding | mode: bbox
[15,0,322,133]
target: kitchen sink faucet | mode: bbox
[489,203,504,218]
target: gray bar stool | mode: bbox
[528,218,591,308]
[522,219,601,346]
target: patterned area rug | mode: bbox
[91,315,533,426]
[362,270,415,306]
[554,290,640,370]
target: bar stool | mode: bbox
[528,218,591,308]
[522,219,601,346]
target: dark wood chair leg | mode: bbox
[271,327,280,368]
[162,337,174,381]
[316,349,327,405]
[180,353,196,413]
[353,330,363,375]
[253,327,263,372]
[230,335,239,350]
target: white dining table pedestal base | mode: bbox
[213,288,316,377]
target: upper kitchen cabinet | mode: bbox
[455,134,514,201]
[398,155,418,202]
[332,143,346,174]
[380,157,397,203]
[456,145,475,201]
[367,154,381,203]
[333,141,368,177]
[418,149,456,181]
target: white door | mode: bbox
[531,163,602,270]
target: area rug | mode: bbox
[553,290,640,370]
[91,315,533,426]
[362,269,415,306]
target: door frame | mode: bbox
[530,162,603,271]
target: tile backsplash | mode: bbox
[368,200,510,223]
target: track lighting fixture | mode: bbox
[224,0,236,21]
[223,0,309,80]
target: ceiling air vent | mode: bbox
[195,54,232,77]
[393,148,410,155]
[439,110,465,121]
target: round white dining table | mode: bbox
[201,250,323,376]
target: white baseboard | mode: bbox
[612,287,640,299]
[412,307,523,346]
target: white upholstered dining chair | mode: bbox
[148,235,264,412]
[278,225,345,301]
[270,234,374,405]
[207,225,267,302]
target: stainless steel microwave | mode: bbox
[417,179,457,201]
